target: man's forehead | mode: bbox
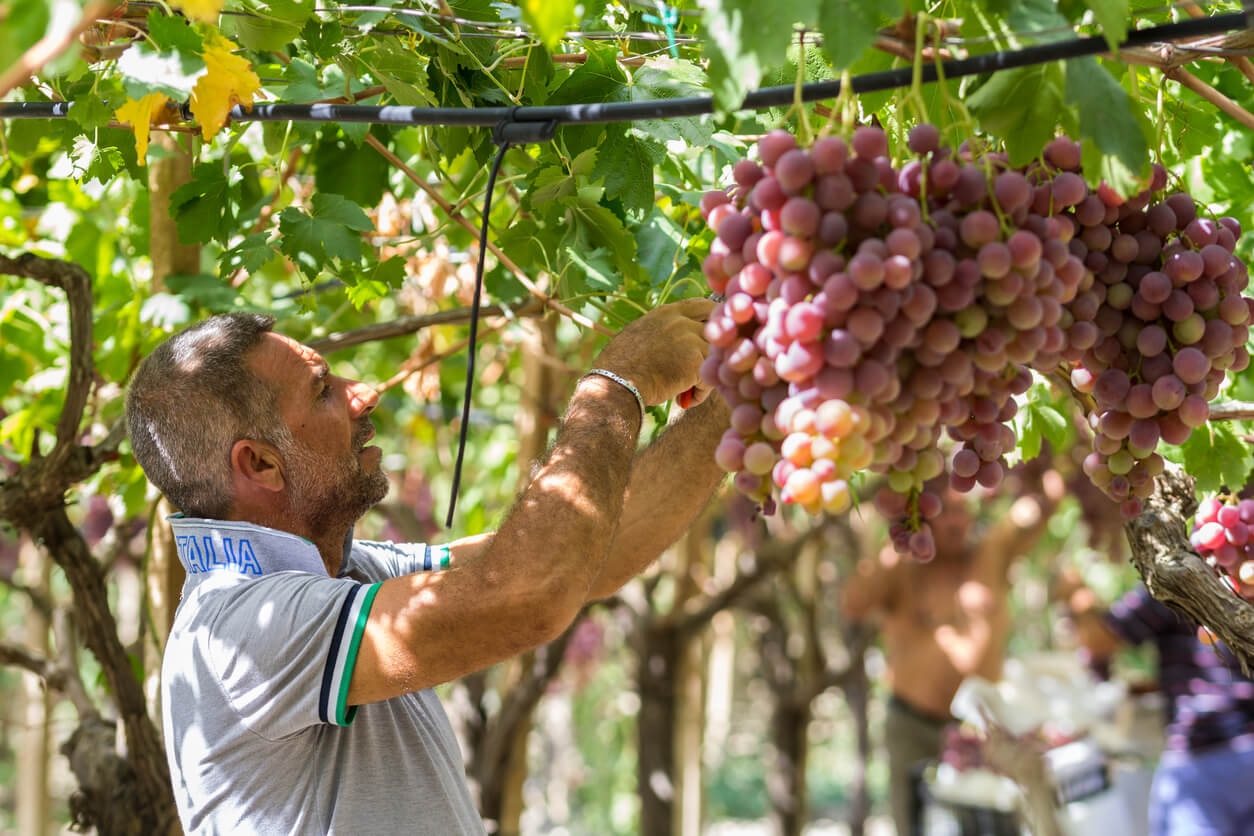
[250,331,327,381]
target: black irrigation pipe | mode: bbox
[1,11,1250,128]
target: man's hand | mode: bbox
[593,298,714,406]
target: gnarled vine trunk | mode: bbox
[1124,463,1254,671]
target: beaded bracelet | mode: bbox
[579,368,646,422]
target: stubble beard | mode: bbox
[283,433,389,537]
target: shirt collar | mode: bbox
[168,516,328,578]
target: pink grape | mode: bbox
[852,126,889,159]
[811,136,848,173]
[908,123,940,155]
[1178,395,1209,427]
[1173,347,1209,384]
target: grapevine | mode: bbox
[699,126,1253,561]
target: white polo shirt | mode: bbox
[161,516,485,835]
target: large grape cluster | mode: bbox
[1057,160,1253,519]
[698,126,1253,560]
[1191,495,1254,586]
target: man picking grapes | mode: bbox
[125,301,728,834]
[839,471,1063,836]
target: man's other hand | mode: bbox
[593,298,714,407]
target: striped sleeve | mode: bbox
[345,540,450,581]
[320,581,382,726]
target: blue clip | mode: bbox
[642,0,680,58]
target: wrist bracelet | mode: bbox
[579,369,645,422]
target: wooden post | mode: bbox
[15,536,52,836]
[673,517,711,835]
[493,316,560,836]
[143,131,197,725]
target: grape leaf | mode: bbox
[967,63,1065,167]
[1166,422,1254,495]
[362,40,435,107]
[189,33,262,141]
[68,94,116,132]
[566,247,619,294]
[70,134,127,185]
[1066,57,1150,190]
[636,207,686,289]
[301,17,345,62]
[278,59,341,103]
[171,0,223,23]
[278,193,373,274]
[169,163,234,245]
[117,40,205,101]
[343,256,406,308]
[164,273,240,310]
[562,199,644,286]
[229,0,315,50]
[548,45,628,155]
[1018,411,1044,462]
[1007,0,1072,42]
[219,232,279,280]
[147,9,204,54]
[311,128,391,207]
[702,0,818,110]
[1081,0,1129,52]
[229,13,302,52]
[591,128,658,220]
[617,59,712,149]
[817,0,902,72]
[114,93,170,164]
[495,218,557,289]
[520,0,575,51]
[519,45,553,105]
[252,0,316,24]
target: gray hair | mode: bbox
[125,313,292,519]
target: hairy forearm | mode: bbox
[486,376,640,612]
[588,393,730,599]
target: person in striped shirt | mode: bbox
[126,301,728,834]
[1063,579,1254,836]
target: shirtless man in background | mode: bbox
[840,472,1063,835]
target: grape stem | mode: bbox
[924,18,1010,233]
[788,28,814,145]
[824,69,857,139]
[908,12,931,126]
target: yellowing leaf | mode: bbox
[189,35,261,141]
[114,92,171,165]
[170,0,223,24]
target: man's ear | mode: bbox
[230,439,285,495]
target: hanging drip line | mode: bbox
[3,11,1245,126]
[445,112,557,528]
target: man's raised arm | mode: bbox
[348,300,712,704]
[587,390,730,600]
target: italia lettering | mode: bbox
[235,539,263,575]
[174,533,263,576]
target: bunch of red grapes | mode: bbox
[1191,495,1254,586]
[698,125,1252,561]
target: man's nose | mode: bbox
[347,380,379,416]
